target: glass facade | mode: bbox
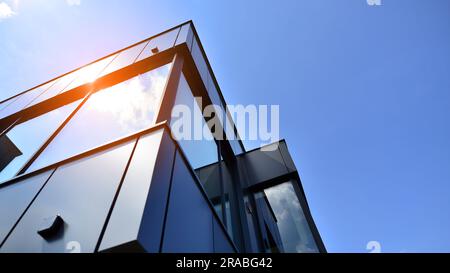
[0,100,81,184]
[27,63,171,173]
[136,27,180,62]
[98,41,148,78]
[0,22,323,253]
[0,81,56,119]
[62,54,117,93]
[171,73,219,170]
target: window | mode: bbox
[136,27,180,62]
[0,80,57,119]
[62,54,117,93]
[27,54,117,108]
[26,63,171,173]
[261,181,319,253]
[0,100,81,184]
[170,73,219,170]
[30,72,78,107]
[98,41,148,78]
[170,73,240,237]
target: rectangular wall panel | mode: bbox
[99,129,171,252]
[0,170,53,245]
[162,151,214,253]
[0,141,136,253]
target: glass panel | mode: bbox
[98,42,148,78]
[0,81,56,119]
[196,160,235,239]
[136,27,180,62]
[0,96,19,113]
[29,72,78,107]
[171,73,219,170]
[263,181,319,253]
[0,100,81,184]
[225,110,245,155]
[26,64,171,173]
[175,23,193,50]
[206,72,244,155]
[191,37,209,86]
[63,54,117,93]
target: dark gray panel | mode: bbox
[162,152,214,253]
[278,141,297,173]
[135,130,176,252]
[99,129,168,252]
[190,37,209,86]
[0,141,135,253]
[0,170,53,245]
[240,144,289,186]
[213,217,234,253]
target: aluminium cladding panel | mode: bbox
[239,142,293,187]
[99,129,174,253]
[212,216,234,253]
[0,141,136,253]
[162,151,235,253]
[0,170,54,245]
[278,141,297,173]
[161,151,214,253]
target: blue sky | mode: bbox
[1,0,450,252]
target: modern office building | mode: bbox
[0,21,325,253]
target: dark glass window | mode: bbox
[260,181,319,253]
[26,63,171,173]
[0,100,81,184]
[191,37,209,86]
[170,73,240,238]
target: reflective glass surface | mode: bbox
[0,100,81,184]
[0,81,56,119]
[171,73,219,170]
[175,23,193,50]
[27,64,171,173]
[191,37,209,86]
[136,27,180,62]
[29,72,78,107]
[63,54,117,93]
[98,41,148,78]
[263,181,319,253]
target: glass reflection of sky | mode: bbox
[264,181,319,253]
[0,100,81,184]
[171,73,219,170]
[26,64,171,174]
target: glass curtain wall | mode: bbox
[26,63,172,174]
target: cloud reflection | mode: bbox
[86,65,169,132]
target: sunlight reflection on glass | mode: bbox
[26,63,171,174]
[63,54,117,93]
